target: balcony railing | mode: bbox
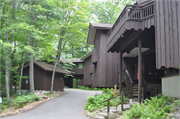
[107,1,155,38]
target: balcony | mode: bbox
[107,1,155,52]
[72,68,84,75]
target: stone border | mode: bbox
[0,92,66,118]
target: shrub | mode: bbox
[77,86,100,91]
[85,88,127,112]
[12,93,40,108]
[122,94,175,119]
[1,97,11,110]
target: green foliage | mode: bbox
[60,60,75,78]
[1,97,11,110]
[77,86,100,91]
[85,88,127,112]
[122,94,176,119]
[12,93,40,108]
[1,93,40,110]
[73,79,80,88]
[88,0,136,24]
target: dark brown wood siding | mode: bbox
[83,55,93,86]
[45,71,64,91]
[72,68,84,75]
[92,30,120,87]
[22,64,64,91]
[155,0,180,69]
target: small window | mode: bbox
[90,73,93,80]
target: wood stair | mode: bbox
[133,84,138,97]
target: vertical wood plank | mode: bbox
[176,0,180,67]
[155,0,161,68]
[119,52,122,93]
[138,36,142,103]
[164,0,170,67]
[171,0,179,67]
[168,0,173,66]
[160,0,166,66]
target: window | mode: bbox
[73,63,84,69]
[78,63,84,68]
[90,73,93,80]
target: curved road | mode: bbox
[3,89,101,119]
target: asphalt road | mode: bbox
[3,89,102,119]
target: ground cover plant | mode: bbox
[121,94,178,119]
[1,93,40,110]
[85,88,127,112]
[77,86,100,91]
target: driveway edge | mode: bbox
[0,92,66,118]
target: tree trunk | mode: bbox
[6,15,10,100]
[86,45,88,55]
[29,1,35,93]
[9,0,15,93]
[50,35,63,93]
[19,37,28,91]
[0,0,5,112]
[72,46,74,58]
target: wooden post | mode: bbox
[126,6,129,20]
[131,84,133,99]
[121,91,124,111]
[142,87,144,101]
[107,99,109,114]
[138,36,142,103]
[119,52,122,93]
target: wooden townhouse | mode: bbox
[106,0,180,102]
[63,58,84,88]
[84,23,120,88]
[21,61,67,92]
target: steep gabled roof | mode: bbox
[87,23,113,45]
[23,61,68,74]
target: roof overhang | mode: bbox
[123,47,149,58]
[87,23,113,45]
[81,52,92,61]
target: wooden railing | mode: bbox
[103,88,143,114]
[124,69,134,98]
[107,1,155,38]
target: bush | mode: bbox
[1,97,11,110]
[85,88,127,112]
[12,93,40,108]
[77,86,100,91]
[122,94,175,119]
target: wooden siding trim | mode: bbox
[164,0,170,67]
[172,0,179,68]
[168,0,173,66]
[177,0,180,65]
[159,0,165,66]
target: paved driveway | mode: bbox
[3,89,102,119]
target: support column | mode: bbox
[119,52,122,93]
[138,36,142,103]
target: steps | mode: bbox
[133,84,138,97]
[92,104,131,119]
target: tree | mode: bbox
[89,0,136,24]
[49,0,89,92]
